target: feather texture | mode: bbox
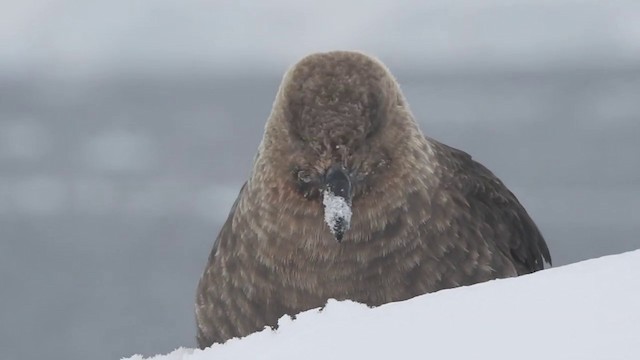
[195,51,551,348]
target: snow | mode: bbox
[322,189,352,238]
[123,249,640,360]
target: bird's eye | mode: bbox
[297,170,313,183]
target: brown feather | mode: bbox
[195,51,551,348]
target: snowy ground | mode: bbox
[124,250,640,360]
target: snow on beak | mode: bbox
[322,166,352,242]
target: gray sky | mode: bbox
[3,0,640,76]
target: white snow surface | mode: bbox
[124,250,640,360]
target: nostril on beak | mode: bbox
[325,166,351,199]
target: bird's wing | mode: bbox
[430,139,552,274]
[196,182,252,347]
[206,181,247,263]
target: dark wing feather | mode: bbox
[433,139,551,274]
[196,182,252,348]
[205,181,247,264]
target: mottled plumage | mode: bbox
[195,51,551,348]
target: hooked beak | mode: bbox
[322,166,352,242]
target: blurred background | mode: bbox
[1,0,640,359]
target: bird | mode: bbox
[195,50,551,348]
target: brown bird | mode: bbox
[195,51,551,348]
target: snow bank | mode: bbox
[124,250,640,360]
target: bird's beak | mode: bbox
[322,166,353,242]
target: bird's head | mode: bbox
[257,51,423,242]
